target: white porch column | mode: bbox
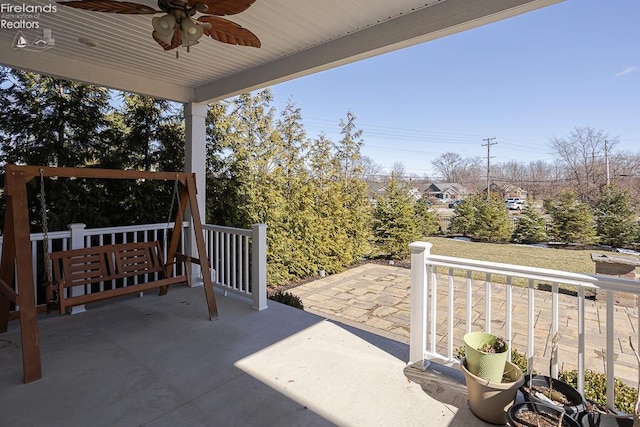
[184,101,208,285]
[251,224,268,311]
[409,241,432,369]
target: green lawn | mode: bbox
[425,236,633,275]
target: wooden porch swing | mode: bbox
[0,165,218,383]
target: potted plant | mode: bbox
[508,401,581,427]
[579,406,633,427]
[521,374,586,419]
[520,333,586,419]
[460,356,524,424]
[464,331,509,383]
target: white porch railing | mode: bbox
[409,241,640,409]
[2,222,267,313]
[202,223,268,311]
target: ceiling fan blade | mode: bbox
[57,0,159,14]
[188,0,256,16]
[152,28,182,50]
[198,15,260,47]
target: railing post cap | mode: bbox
[409,241,432,252]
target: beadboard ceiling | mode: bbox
[0,0,562,103]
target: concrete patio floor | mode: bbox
[0,284,488,427]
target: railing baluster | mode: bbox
[430,265,437,355]
[31,240,38,304]
[606,290,614,409]
[239,234,243,290]
[551,281,559,378]
[578,286,585,395]
[528,278,535,374]
[244,235,249,292]
[231,234,237,290]
[506,276,512,362]
[215,230,220,284]
[225,233,230,287]
[485,273,492,334]
[466,270,472,333]
[448,267,454,359]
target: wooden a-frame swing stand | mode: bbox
[0,165,218,383]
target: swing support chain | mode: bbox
[37,169,57,308]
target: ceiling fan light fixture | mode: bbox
[152,30,174,46]
[152,14,176,33]
[181,17,203,41]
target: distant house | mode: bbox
[424,182,467,202]
[483,182,528,200]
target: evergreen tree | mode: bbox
[334,111,371,264]
[0,68,111,167]
[449,194,511,242]
[372,174,420,259]
[336,110,363,180]
[205,100,243,225]
[414,197,440,238]
[118,93,183,172]
[594,185,638,247]
[511,206,548,243]
[205,97,374,285]
[472,193,511,242]
[0,68,114,230]
[307,134,350,274]
[547,189,596,244]
[449,198,476,236]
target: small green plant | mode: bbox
[480,336,507,353]
[268,290,304,309]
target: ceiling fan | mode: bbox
[56,0,261,54]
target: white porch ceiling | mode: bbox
[1,0,562,103]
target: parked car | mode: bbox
[448,200,462,208]
[505,197,523,204]
[505,200,526,211]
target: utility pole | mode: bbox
[604,139,610,187]
[482,137,497,196]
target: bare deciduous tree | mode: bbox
[431,152,483,189]
[549,126,618,201]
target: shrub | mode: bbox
[546,189,596,244]
[414,196,440,237]
[511,206,548,243]
[594,185,638,247]
[450,194,511,242]
[268,290,304,309]
[371,175,421,259]
[559,369,637,414]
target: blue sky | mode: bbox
[269,0,640,178]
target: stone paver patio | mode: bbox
[288,263,639,386]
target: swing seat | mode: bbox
[51,241,187,315]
